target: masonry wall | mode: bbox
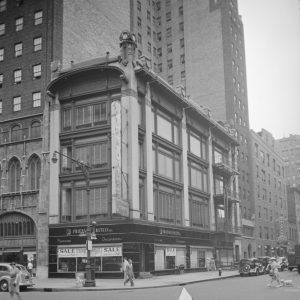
[62,0,131,69]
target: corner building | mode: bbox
[46,33,241,277]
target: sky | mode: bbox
[238,0,300,139]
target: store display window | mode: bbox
[57,245,122,272]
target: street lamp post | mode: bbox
[51,150,95,287]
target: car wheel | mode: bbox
[0,279,9,292]
[288,267,293,271]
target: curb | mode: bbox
[29,274,240,292]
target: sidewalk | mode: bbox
[30,270,239,292]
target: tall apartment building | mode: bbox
[275,135,300,248]
[249,129,289,257]
[275,134,300,189]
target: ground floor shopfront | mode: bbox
[49,221,216,278]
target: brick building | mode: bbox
[275,135,300,248]
[0,0,128,278]
[249,129,289,257]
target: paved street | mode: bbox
[1,270,299,300]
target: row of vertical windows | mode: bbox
[0,64,41,88]
[189,194,209,228]
[60,140,109,173]
[0,92,41,114]
[0,121,41,144]
[61,186,109,222]
[0,11,42,34]
[153,183,182,225]
[62,102,108,131]
[5,155,41,192]
[0,220,35,237]
[0,38,42,62]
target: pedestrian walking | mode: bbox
[27,261,33,278]
[9,262,22,300]
[124,258,135,286]
[122,257,129,285]
[205,258,211,271]
[267,257,282,288]
[210,258,216,271]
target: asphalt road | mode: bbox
[2,270,300,300]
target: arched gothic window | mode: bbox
[8,157,21,192]
[11,124,21,142]
[31,121,41,138]
[28,154,41,190]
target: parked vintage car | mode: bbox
[0,263,34,292]
[239,258,265,276]
[257,256,271,274]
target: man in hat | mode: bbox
[267,257,282,288]
[9,262,22,300]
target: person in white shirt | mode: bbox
[27,261,33,278]
[122,257,129,285]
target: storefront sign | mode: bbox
[57,246,122,258]
[87,240,92,251]
[66,226,113,236]
[165,248,176,256]
[102,247,122,257]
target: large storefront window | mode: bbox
[189,194,209,229]
[57,245,122,273]
[154,245,186,270]
[153,184,182,225]
[190,247,206,268]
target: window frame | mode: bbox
[15,17,23,31]
[13,96,21,112]
[34,10,43,25]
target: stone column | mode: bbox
[48,94,60,225]
[121,85,139,219]
[111,99,128,216]
[182,111,190,226]
[208,128,216,230]
[145,83,154,221]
